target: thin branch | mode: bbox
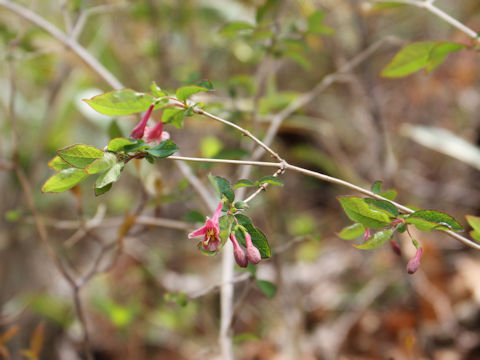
[0,0,123,89]
[373,0,479,40]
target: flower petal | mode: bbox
[212,201,223,223]
[188,225,207,238]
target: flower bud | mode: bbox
[245,232,261,264]
[407,247,423,274]
[390,240,402,256]
[130,104,154,139]
[230,234,247,268]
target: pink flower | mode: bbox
[230,233,247,268]
[390,240,402,256]
[407,247,423,274]
[130,104,154,139]
[245,232,261,264]
[188,201,223,252]
[144,121,170,145]
[363,228,371,243]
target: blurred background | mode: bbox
[1,0,480,359]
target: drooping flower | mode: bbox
[390,240,402,256]
[144,120,170,145]
[188,201,223,252]
[407,247,423,274]
[130,104,154,139]
[230,233,247,268]
[245,232,261,264]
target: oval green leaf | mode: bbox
[108,138,134,153]
[85,152,117,175]
[337,196,391,229]
[176,85,209,102]
[42,168,89,193]
[405,210,463,232]
[145,140,179,158]
[338,223,365,240]
[83,89,158,116]
[354,229,394,250]
[57,144,104,168]
[48,156,72,171]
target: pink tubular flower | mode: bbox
[144,121,170,145]
[188,201,223,252]
[407,247,423,274]
[245,232,261,264]
[130,104,154,139]
[230,233,248,268]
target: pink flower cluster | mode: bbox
[188,202,262,268]
[130,104,169,144]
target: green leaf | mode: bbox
[426,42,465,72]
[256,280,276,298]
[123,140,149,153]
[150,82,167,97]
[219,21,255,38]
[382,41,465,78]
[338,223,365,240]
[365,198,399,217]
[382,42,436,78]
[234,214,271,258]
[57,144,103,168]
[162,108,185,129]
[145,140,179,158]
[307,10,334,35]
[405,210,463,232]
[234,201,249,210]
[219,215,234,244]
[176,85,209,102]
[371,181,398,200]
[94,183,112,196]
[258,176,283,187]
[95,163,124,188]
[41,168,89,193]
[469,230,480,243]
[85,152,117,174]
[232,179,256,189]
[215,176,235,203]
[83,89,160,116]
[108,138,134,153]
[354,229,394,250]
[337,196,392,229]
[48,156,72,171]
[466,215,480,232]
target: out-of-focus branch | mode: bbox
[0,0,123,89]
[372,0,478,40]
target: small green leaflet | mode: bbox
[219,21,255,38]
[145,140,179,158]
[232,179,256,189]
[307,10,334,35]
[42,168,89,193]
[123,140,149,153]
[382,41,465,78]
[150,82,167,98]
[257,176,283,187]
[57,144,103,168]
[209,175,235,203]
[256,280,276,298]
[95,163,124,188]
[234,214,271,258]
[365,198,399,217]
[176,85,209,102]
[371,180,397,200]
[338,223,365,240]
[48,156,72,171]
[354,229,394,250]
[405,210,463,232]
[162,108,185,129]
[83,89,162,116]
[94,183,112,196]
[85,152,117,175]
[466,215,480,243]
[108,138,134,153]
[337,196,392,229]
